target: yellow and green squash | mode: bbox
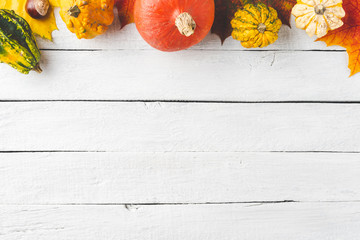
[0,9,41,74]
[231,3,282,48]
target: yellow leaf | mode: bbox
[50,0,61,7]
[0,0,60,40]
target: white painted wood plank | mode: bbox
[0,50,358,101]
[1,203,359,240]
[0,102,360,152]
[37,10,342,51]
[0,152,359,204]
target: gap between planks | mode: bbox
[0,200,297,206]
[2,150,360,153]
[2,202,359,240]
[2,100,360,104]
[5,200,360,207]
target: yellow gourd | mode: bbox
[59,0,114,39]
[292,0,345,38]
[231,3,282,48]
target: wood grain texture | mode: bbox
[0,152,359,204]
[0,50,358,101]
[36,11,343,51]
[0,12,355,102]
[1,203,359,240]
[1,8,358,240]
[1,102,360,152]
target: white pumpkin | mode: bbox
[292,0,345,38]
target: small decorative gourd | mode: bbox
[231,3,282,48]
[134,0,215,52]
[59,0,114,39]
[0,9,42,74]
[292,0,345,38]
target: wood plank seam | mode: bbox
[2,100,360,103]
[1,151,360,153]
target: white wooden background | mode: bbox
[1,9,360,239]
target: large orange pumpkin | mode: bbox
[134,0,215,52]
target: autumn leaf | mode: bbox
[0,0,60,40]
[317,0,360,76]
[212,0,246,43]
[115,0,136,29]
[211,0,296,43]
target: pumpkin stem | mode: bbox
[175,12,196,37]
[68,5,81,18]
[314,4,326,15]
[33,63,42,73]
[257,23,266,33]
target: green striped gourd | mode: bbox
[0,9,41,74]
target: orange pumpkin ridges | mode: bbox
[59,0,115,39]
[134,0,215,52]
